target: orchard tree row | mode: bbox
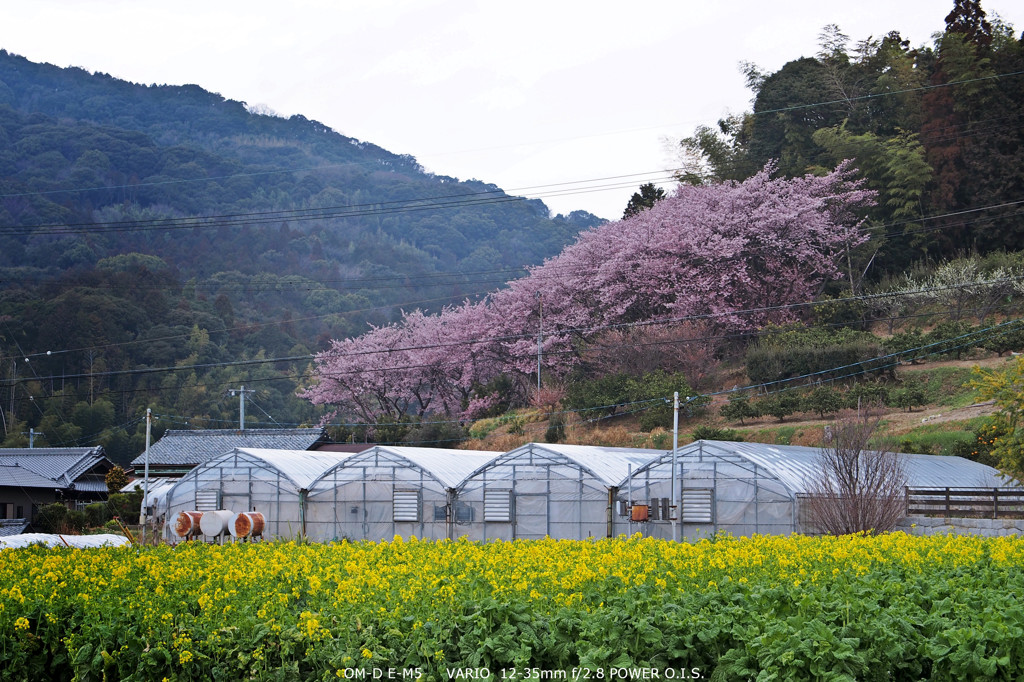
[304,164,875,428]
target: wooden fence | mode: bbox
[905,487,1024,519]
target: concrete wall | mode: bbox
[896,515,1024,536]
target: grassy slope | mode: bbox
[463,355,1017,456]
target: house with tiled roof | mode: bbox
[0,446,114,524]
[0,519,30,537]
[129,428,329,478]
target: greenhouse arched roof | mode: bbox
[639,440,1010,495]
[462,443,666,489]
[310,446,502,491]
[200,448,357,490]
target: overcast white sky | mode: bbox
[2,1,1022,220]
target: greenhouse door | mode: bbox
[514,494,548,539]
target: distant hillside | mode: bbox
[0,50,601,281]
[0,50,602,460]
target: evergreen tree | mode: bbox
[622,183,666,218]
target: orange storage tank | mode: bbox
[173,511,203,538]
[229,511,265,539]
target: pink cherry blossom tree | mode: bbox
[304,162,874,424]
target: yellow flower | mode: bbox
[14,617,29,630]
[361,648,373,659]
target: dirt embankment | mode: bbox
[715,355,1015,441]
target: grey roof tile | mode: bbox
[0,465,59,489]
[0,447,108,489]
[0,520,31,537]
[130,428,327,467]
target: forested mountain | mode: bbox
[0,50,601,462]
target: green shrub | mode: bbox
[106,490,143,524]
[924,320,978,359]
[745,325,886,385]
[648,432,672,450]
[544,413,566,443]
[68,510,89,533]
[802,386,844,418]
[888,383,927,412]
[980,319,1024,357]
[105,465,129,493]
[949,417,1009,466]
[85,502,110,528]
[372,416,412,444]
[754,393,802,422]
[33,503,87,533]
[811,296,868,327]
[845,381,891,409]
[565,370,705,432]
[691,425,745,442]
[403,419,467,447]
[720,395,756,425]
[564,373,633,418]
[883,328,927,363]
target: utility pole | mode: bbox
[21,427,38,448]
[142,408,151,545]
[671,392,679,543]
[0,363,7,437]
[229,386,255,430]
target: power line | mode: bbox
[754,69,1024,117]
[0,169,682,237]
[0,286,502,365]
[5,276,1022,397]
[7,64,1014,208]
[1,64,1020,238]
[7,307,1020,450]
[149,318,1022,447]
[2,190,1020,301]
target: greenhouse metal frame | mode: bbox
[161,448,353,542]
[456,443,664,541]
[621,440,1011,539]
[304,446,501,542]
[158,440,1014,544]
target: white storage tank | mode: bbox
[199,509,234,537]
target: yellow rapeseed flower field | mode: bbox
[1,533,1023,680]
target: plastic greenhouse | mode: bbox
[161,448,353,542]
[620,440,1010,539]
[304,446,501,542]
[455,443,664,541]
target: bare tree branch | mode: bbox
[804,413,907,534]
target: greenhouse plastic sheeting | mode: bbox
[620,441,803,538]
[0,533,130,549]
[456,443,665,541]
[161,448,353,542]
[305,446,501,542]
[619,439,1012,538]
